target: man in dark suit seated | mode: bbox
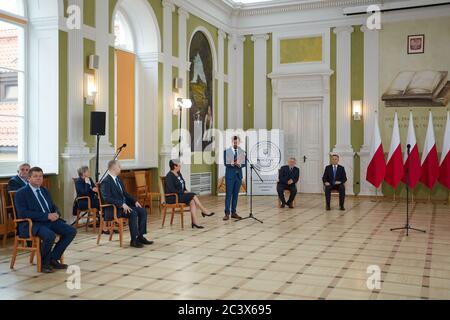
[322,154,347,211]
[277,158,300,209]
[7,163,30,192]
[14,167,77,273]
[100,160,153,248]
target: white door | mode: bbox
[281,100,323,193]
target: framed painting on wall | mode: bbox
[407,34,425,54]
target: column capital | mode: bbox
[251,33,269,42]
[333,26,354,35]
[238,35,246,43]
[218,29,227,40]
[162,0,176,12]
[360,25,380,33]
[178,7,189,18]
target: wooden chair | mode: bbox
[134,171,161,215]
[277,189,297,208]
[0,183,15,247]
[9,191,64,273]
[72,178,98,233]
[159,176,190,229]
[96,184,127,247]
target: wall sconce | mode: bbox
[352,100,362,120]
[175,98,193,110]
[85,73,97,106]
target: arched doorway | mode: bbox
[112,0,160,168]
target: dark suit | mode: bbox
[322,165,347,208]
[165,172,196,205]
[277,166,300,205]
[14,185,77,266]
[74,177,99,211]
[7,175,27,192]
[224,148,247,215]
[100,175,147,241]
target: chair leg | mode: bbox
[30,239,35,264]
[97,216,104,245]
[181,211,184,230]
[10,238,18,270]
[118,220,124,248]
[170,209,175,226]
[109,222,114,242]
[36,240,42,273]
[75,210,80,228]
[85,212,90,232]
[92,211,97,234]
[162,207,167,227]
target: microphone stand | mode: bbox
[237,151,264,224]
[390,144,426,236]
[98,145,127,184]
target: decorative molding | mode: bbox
[162,0,176,11]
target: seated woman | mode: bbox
[165,160,215,229]
[75,166,99,211]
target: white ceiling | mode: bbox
[223,0,322,9]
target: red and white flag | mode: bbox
[366,114,386,188]
[439,111,450,189]
[402,112,421,188]
[385,112,404,188]
[420,111,439,190]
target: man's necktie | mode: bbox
[36,189,50,213]
[234,149,238,162]
[115,179,123,194]
[333,166,337,185]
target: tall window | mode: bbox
[114,10,136,160]
[0,0,26,164]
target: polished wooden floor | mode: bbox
[1,194,450,300]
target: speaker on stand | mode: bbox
[90,112,106,183]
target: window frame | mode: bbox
[0,1,28,177]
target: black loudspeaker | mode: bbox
[90,112,106,136]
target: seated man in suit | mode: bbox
[7,163,30,192]
[15,167,77,273]
[277,158,300,209]
[322,154,347,211]
[100,160,153,248]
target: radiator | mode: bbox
[190,172,212,195]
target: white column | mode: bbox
[252,34,269,129]
[178,6,191,189]
[360,26,380,196]
[217,29,226,131]
[227,34,237,129]
[64,0,88,155]
[235,35,246,129]
[61,0,94,221]
[333,26,354,195]
[160,0,176,175]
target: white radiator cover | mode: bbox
[191,172,212,195]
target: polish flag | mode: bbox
[439,111,450,189]
[402,112,421,188]
[420,112,439,190]
[385,112,404,188]
[366,114,386,188]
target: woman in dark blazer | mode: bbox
[75,166,100,212]
[165,160,215,229]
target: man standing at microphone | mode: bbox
[223,136,246,221]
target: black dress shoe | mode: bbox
[202,212,215,218]
[280,203,286,208]
[130,240,144,248]
[340,207,346,211]
[326,207,331,211]
[192,223,205,229]
[41,265,54,273]
[137,236,154,245]
[288,203,294,209]
[50,260,68,270]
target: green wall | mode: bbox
[243,35,254,130]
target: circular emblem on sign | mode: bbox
[249,141,282,173]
